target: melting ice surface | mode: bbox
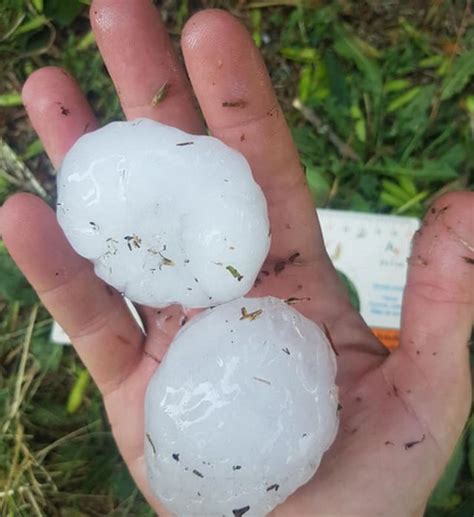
[145,297,339,517]
[57,118,270,308]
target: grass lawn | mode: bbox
[0,1,473,515]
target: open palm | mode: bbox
[1,3,473,516]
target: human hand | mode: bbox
[1,2,473,516]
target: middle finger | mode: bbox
[91,0,204,337]
[91,0,203,133]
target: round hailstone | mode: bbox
[145,296,339,517]
[57,119,270,308]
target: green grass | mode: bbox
[1,0,473,515]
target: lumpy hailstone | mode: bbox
[57,119,270,308]
[145,296,339,517]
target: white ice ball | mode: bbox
[57,119,270,308]
[145,296,339,517]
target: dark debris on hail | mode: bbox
[266,483,279,492]
[232,506,250,517]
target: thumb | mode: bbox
[388,192,473,452]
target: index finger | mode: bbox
[181,10,326,262]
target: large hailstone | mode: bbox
[145,296,339,517]
[57,119,270,308]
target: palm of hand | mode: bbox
[1,3,472,517]
[111,254,469,517]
